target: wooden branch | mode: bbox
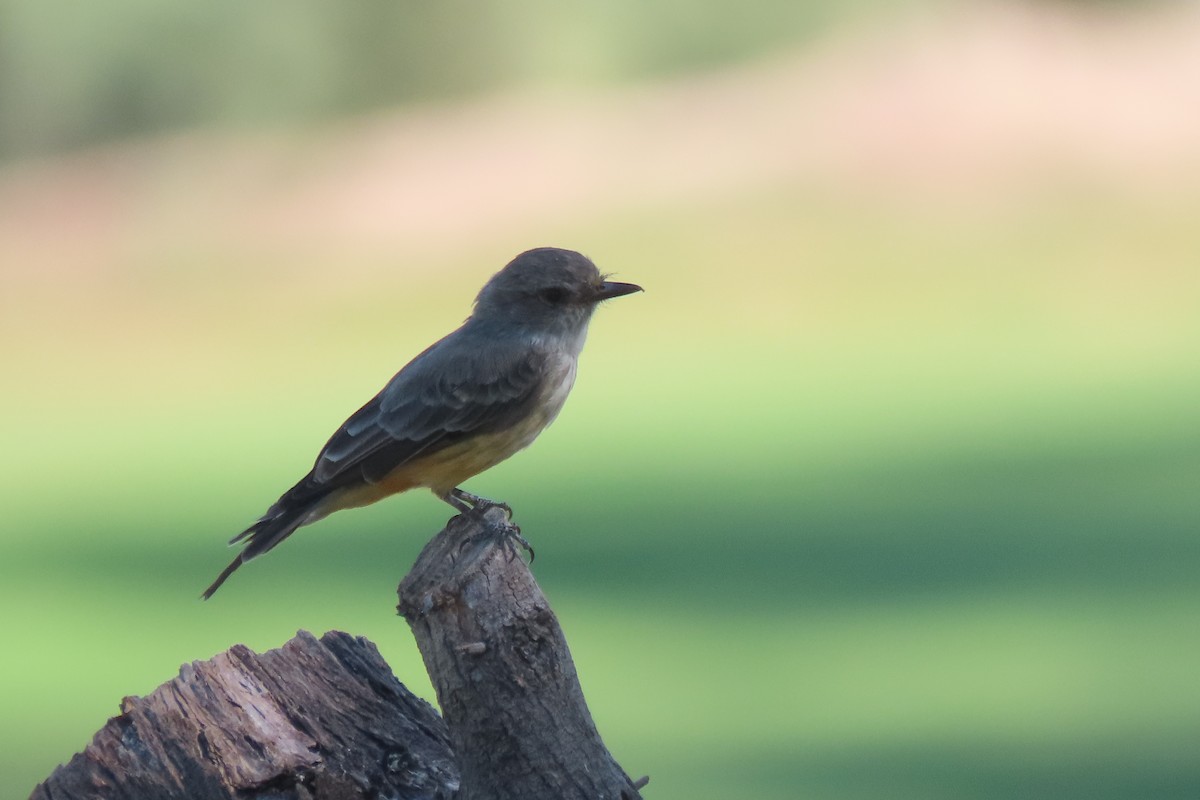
[398,504,645,800]
[30,631,458,800]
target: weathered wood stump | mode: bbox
[30,630,458,799]
[399,504,644,800]
[31,505,644,800]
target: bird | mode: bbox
[202,247,641,599]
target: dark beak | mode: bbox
[594,281,643,301]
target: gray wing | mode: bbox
[308,330,548,490]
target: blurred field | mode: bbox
[3,3,1200,799]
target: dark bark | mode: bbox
[397,504,644,800]
[30,631,458,800]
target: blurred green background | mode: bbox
[3,2,1199,799]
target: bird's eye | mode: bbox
[539,287,569,304]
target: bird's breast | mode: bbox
[473,352,578,460]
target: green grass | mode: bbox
[4,186,1200,799]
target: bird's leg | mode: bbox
[441,488,475,514]
[446,487,511,518]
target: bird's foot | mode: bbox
[446,487,533,563]
[455,526,534,563]
[495,524,535,564]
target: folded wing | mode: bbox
[311,332,547,490]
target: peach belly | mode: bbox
[327,410,560,511]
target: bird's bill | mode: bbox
[594,281,643,301]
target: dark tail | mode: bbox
[201,556,246,601]
[201,489,328,600]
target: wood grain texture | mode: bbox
[30,631,458,800]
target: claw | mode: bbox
[493,524,534,563]
[441,487,532,563]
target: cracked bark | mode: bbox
[30,631,458,799]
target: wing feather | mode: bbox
[310,330,547,489]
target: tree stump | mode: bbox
[398,504,644,800]
[31,506,645,800]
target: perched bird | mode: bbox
[202,247,641,599]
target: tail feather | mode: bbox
[201,556,245,601]
[201,492,326,600]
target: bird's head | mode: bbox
[472,247,642,339]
